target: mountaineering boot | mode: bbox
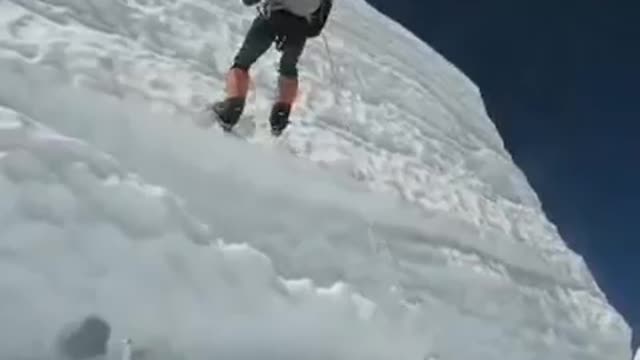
[270,75,298,136]
[269,102,291,136]
[212,97,245,132]
[212,67,250,131]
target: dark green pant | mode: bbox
[232,11,308,78]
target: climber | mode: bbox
[212,0,333,136]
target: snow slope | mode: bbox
[0,0,631,359]
[0,110,414,360]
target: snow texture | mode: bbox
[0,0,631,359]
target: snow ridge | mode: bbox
[0,0,631,359]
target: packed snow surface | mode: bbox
[0,0,631,359]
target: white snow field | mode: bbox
[0,0,632,359]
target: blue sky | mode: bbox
[365,0,639,348]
